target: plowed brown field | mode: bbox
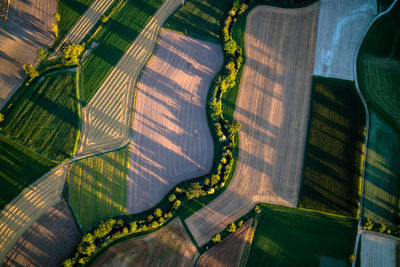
[127,29,222,214]
[186,3,320,246]
[196,219,253,267]
[361,231,400,267]
[3,200,81,267]
[92,218,199,267]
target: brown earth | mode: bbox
[186,3,320,246]
[92,218,199,267]
[196,219,253,267]
[3,199,81,267]
[127,29,223,214]
[0,0,57,109]
[360,231,400,267]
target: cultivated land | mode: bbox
[313,0,377,80]
[299,77,365,218]
[127,29,222,214]
[0,165,68,261]
[54,0,116,53]
[247,205,357,267]
[360,231,400,267]
[3,200,81,267]
[165,0,232,43]
[0,0,57,109]
[78,0,182,156]
[196,219,253,267]
[1,71,80,162]
[186,3,320,246]
[68,147,129,232]
[91,218,199,267]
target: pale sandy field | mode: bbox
[127,29,222,214]
[3,200,81,267]
[186,3,320,246]
[314,0,377,80]
[0,0,56,109]
[77,0,182,156]
[361,231,400,267]
[196,219,253,267]
[92,218,199,267]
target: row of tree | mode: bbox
[362,218,400,237]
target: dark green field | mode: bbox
[165,0,232,43]
[0,134,56,210]
[299,77,365,218]
[1,71,80,162]
[247,205,357,267]
[80,0,163,104]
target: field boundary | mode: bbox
[351,0,398,265]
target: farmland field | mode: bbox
[91,218,198,267]
[360,231,400,267]
[247,205,357,267]
[1,71,80,162]
[186,3,320,246]
[67,147,129,232]
[165,0,233,43]
[127,29,222,214]
[3,200,81,267]
[299,76,365,218]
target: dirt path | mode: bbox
[0,165,68,261]
[127,29,222,214]
[313,0,376,80]
[92,218,198,267]
[196,219,253,267]
[185,3,320,246]
[54,0,116,53]
[3,200,81,267]
[0,0,57,109]
[77,0,182,156]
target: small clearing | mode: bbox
[314,0,377,80]
[91,218,199,267]
[127,29,222,214]
[196,219,253,267]
[3,200,81,267]
[0,0,57,109]
[186,3,320,246]
[360,231,400,267]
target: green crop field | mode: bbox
[80,0,163,104]
[0,134,56,210]
[1,71,80,162]
[165,0,233,43]
[68,147,129,232]
[299,77,365,218]
[247,205,357,267]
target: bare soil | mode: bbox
[360,231,400,267]
[3,199,81,267]
[127,29,222,214]
[0,0,57,109]
[186,3,320,246]
[92,218,199,267]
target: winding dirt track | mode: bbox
[3,200,81,267]
[0,165,68,261]
[92,218,199,267]
[0,0,56,109]
[186,3,320,246]
[77,0,182,157]
[313,0,376,80]
[54,0,116,53]
[127,29,222,214]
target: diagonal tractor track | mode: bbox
[54,0,116,53]
[77,0,182,157]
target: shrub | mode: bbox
[0,113,4,123]
[23,64,39,79]
[173,200,181,210]
[227,222,237,232]
[168,194,176,202]
[101,15,109,23]
[51,23,58,37]
[186,182,206,199]
[211,174,220,186]
[223,39,238,56]
[53,12,61,22]
[61,43,84,65]
[154,208,163,218]
[212,234,221,243]
[147,215,154,223]
[37,48,48,60]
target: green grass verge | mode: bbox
[80,0,163,105]
[362,110,400,226]
[1,71,80,162]
[0,134,57,210]
[165,0,233,43]
[299,76,365,219]
[247,204,357,267]
[68,147,130,233]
